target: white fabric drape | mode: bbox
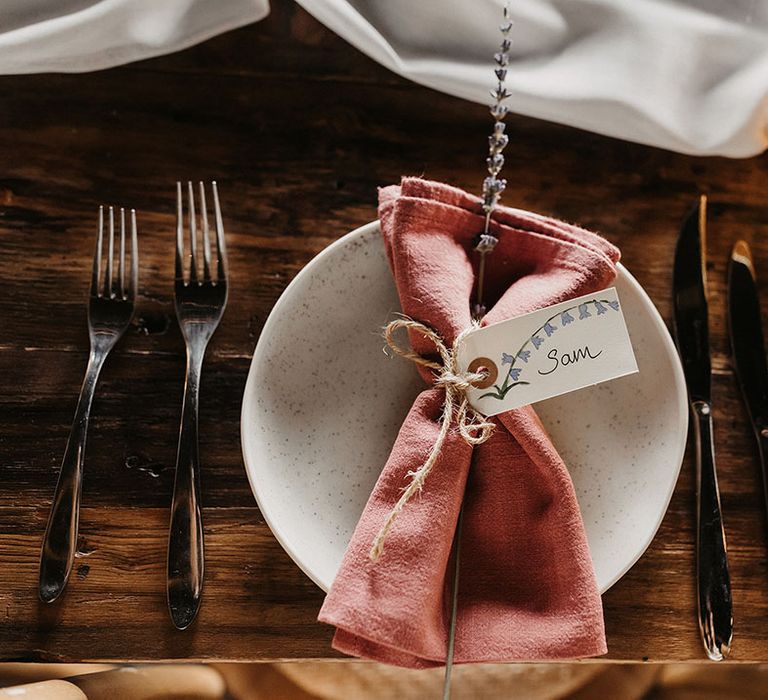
[295,0,768,158]
[0,0,765,158]
[0,0,268,74]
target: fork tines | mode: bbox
[176,181,227,286]
[92,205,138,300]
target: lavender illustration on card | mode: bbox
[479,298,622,400]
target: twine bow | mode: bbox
[369,317,496,561]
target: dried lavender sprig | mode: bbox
[473,2,513,318]
[446,11,515,693]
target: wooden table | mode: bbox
[1,0,767,664]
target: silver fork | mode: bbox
[168,181,228,629]
[39,206,138,603]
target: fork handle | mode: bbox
[39,350,105,603]
[167,346,206,630]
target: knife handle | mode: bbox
[692,400,733,660]
[754,428,768,518]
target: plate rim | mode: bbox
[241,220,689,594]
[594,260,689,591]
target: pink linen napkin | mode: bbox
[318,177,620,668]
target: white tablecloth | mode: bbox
[1,0,766,158]
[0,0,268,73]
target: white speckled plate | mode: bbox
[241,221,688,593]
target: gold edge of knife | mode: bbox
[699,194,708,296]
[731,239,756,280]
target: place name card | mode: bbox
[456,287,638,417]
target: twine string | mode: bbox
[369,318,495,561]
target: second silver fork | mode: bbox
[168,181,228,629]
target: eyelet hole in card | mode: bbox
[467,357,498,389]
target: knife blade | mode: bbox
[728,240,768,514]
[672,195,733,661]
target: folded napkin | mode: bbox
[319,177,620,667]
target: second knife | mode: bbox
[728,240,768,516]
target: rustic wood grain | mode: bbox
[0,0,767,663]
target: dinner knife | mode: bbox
[728,240,768,515]
[672,195,733,661]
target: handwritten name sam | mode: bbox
[538,346,603,376]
